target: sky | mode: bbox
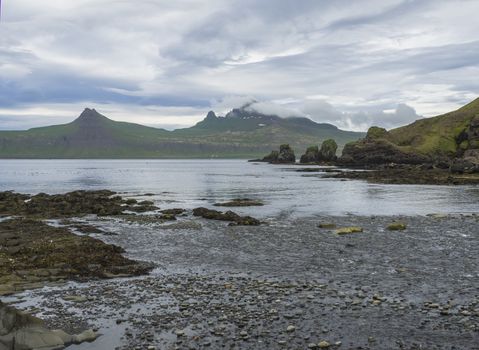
[0,0,478,131]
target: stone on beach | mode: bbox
[335,226,363,235]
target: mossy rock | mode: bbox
[366,126,388,140]
[387,222,407,231]
[306,145,319,153]
[335,226,363,235]
[319,139,338,161]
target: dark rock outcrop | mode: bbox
[340,138,429,165]
[261,150,279,163]
[260,144,295,163]
[299,140,338,163]
[277,144,296,163]
[193,207,260,226]
[339,126,429,166]
[0,217,153,296]
[450,156,479,174]
[318,139,338,161]
[300,146,319,163]
[0,190,158,218]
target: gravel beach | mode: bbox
[5,213,478,349]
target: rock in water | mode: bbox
[277,144,296,163]
[262,150,279,163]
[318,139,338,161]
[260,144,296,163]
[193,207,260,226]
[214,198,264,207]
[300,145,319,163]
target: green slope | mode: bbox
[0,107,364,159]
[385,98,479,156]
[340,97,479,165]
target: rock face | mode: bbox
[339,126,428,165]
[299,140,338,163]
[0,301,97,349]
[340,136,429,166]
[261,144,295,163]
[459,115,479,150]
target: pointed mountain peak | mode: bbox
[206,111,217,120]
[73,108,110,125]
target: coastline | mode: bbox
[2,211,478,349]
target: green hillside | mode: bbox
[340,98,479,165]
[385,98,479,156]
[0,107,364,159]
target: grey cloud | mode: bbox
[0,0,478,130]
[303,100,421,131]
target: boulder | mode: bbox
[387,222,407,231]
[335,227,363,235]
[0,301,97,349]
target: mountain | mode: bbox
[0,106,364,159]
[340,98,479,166]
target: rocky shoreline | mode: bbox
[0,189,265,349]
[1,206,478,349]
[1,189,478,349]
[322,164,479,185]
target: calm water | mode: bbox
[0,159,478,217]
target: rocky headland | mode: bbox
[259,98,479,185]
[341,98,479,169]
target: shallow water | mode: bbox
[2,159,478,349]
[0,159,477,216]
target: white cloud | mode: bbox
[0,0,478,130]
[245,101,304,119]
[303,99,422,131]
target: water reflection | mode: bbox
[0,159,477,217]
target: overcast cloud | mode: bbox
[0,0,478,130]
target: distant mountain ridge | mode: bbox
[0,106,364,158]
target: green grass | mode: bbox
[381,98,479,156]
